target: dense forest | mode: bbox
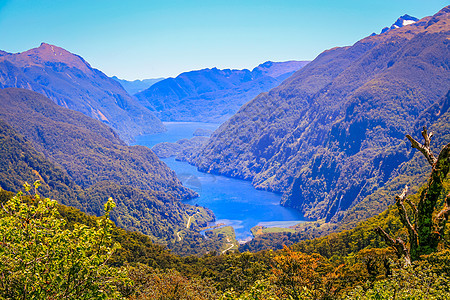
[0,88,219,248]
[1,5,449,300]
[1,124,449,299]
[194,6,450,231]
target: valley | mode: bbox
[0,3,449,299]
[134,122,306,242]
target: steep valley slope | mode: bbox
[0,88,212,243]
[193,6,450,223]
[0,43,164,142]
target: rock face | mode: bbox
[194,6,450,221]
[380,14,419,34]
[0,43,164,142]
[135,61,310,122]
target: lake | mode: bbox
[134,122,305,242]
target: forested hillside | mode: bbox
[0,43,164,142]
[0,88,214,244]
[1,138,448,299]
[194,6,450,226]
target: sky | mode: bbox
[0,0,447,80]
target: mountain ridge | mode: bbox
[378,14,419,34]
[192,6,450,223]
[0,43,165,142]
[111,76,165,95]
[135,60,309,122]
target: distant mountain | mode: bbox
[0,43,164,142]
[135,61,309,122]
[193,6,450,223]
[0,88,212,242]
[111,76,164,95]
[376,14,419,35]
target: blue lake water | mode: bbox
[134,122,305,242]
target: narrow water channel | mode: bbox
[134,122,305,242]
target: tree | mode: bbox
[270,246,326,300]
[376,127,450,263]
[124,263,218,300]
[0,181,129,299]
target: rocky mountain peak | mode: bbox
[380,14,419,34]
[4,43,93,74]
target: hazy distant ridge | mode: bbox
[111,76,164,95]
[135,60,309,122]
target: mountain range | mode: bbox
[135,60,309,122]
[1,5,450,298]
[191,6,450,225]
[111,76,164,95]
[0,43,164,142]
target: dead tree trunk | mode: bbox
[376,127,450,262]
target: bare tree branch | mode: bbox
[418,143,450,255]
[406,126,437,166]
[395,186,417,236]
[404,197,418,224]
[375,226,410,264]
[377,126,449,262]
[394,185,418,259]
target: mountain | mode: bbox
[380,14,419,34]
[0,119,83,209]
[0,43,164,142]
[240,89,450,252]
[0,88,213,242]
[135,61,309,122]
[111,76,164,95]
[192,7,450,224]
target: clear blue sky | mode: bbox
[0,0,447,79]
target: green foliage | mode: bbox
[0,180,448,299]
[0,183,129,299]
[194,9,450,229]
[0,106,216,247]
[123,263,218,300]
[220,279,278,300]
[0,119,83,209]
[344,259,450,299]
